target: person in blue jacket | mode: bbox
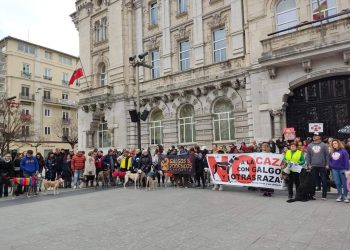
[20,150,39,193]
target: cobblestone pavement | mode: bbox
[0,185,349,250]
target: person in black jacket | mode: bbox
[0,153,15,198]
[45,152,57,181]
[193,146,205,188]
[139,150,152,174]
[13,153,23,195]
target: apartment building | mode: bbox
[72,0,350,151]
[0,36,79,156]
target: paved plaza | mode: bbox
[0,186,349,250]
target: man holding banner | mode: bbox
[283,142,305,199]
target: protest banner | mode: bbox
[206,153,285,189]
[160,155,194,174]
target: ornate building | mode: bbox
[72,0,350,151]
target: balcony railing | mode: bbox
[21,71,31,79]
[42,97,78,106]
[43,75,52,80]
[260,9,350,63]
[19,92,35,101]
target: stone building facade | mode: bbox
[72,0,350,151]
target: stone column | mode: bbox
[162,118,178,149]
[270,109,283,140]
[192,0,204,66]
[134,0,144,80]
[161,0,172,75]
[195,115,213,148]
[230,0,245,58]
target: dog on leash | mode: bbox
[124,170,141,189]
[43,178,64,195]
[158,170,172,187]
[96,170,110,188]
[146,167,156,191]
[287,168,315,203]
[10,176,37,198]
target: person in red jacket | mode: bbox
[71,150,86,189]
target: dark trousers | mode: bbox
[288,172,300,197]
[157,172,165,184]
[196,172,205,187]
[311,167,327,198]
[0,178,9,197]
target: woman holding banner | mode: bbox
[283,142,305,199]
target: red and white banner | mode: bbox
[206,153,285,190]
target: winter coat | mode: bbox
[71,154,86,171]
[139,154,152,174]
[45,158,57,180]
[0,160,14,179]
[84,156,96,176]
[102,155,116,171]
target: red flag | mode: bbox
[69,68,83,85]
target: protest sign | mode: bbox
[206,153,285,189]
[160,155,194,174]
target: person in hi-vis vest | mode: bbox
[283,142,305,199]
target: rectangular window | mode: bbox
[45,51,52,60]
[21,86,29,97]
[150,2,158,26]
[62,72,69,85]
[62,111,69,120]
[312,0,337,20]
[179,40,190,71]
[98,121,112,148]
[44,127,51,135]
[63,127,69,137]
[44,68,52,80]
[59,55,72,65]
[22,126,30,137]
[101,17,108,41]
[22,63,31,79]
[178,0,188,13]
[44,108,51,117]
[151,50,160,79]
[62,93,69,100]
[213,28,227,63]
[21,108,30,115]
[43,90,51,100]
[17,43,36,55]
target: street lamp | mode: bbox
[129,52,152,150]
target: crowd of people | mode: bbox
[0,132,349,203]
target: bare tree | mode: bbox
[0,98,32,155]
[52,117,78,150]
[27,133,46,154]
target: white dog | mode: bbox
[124,170,141,189]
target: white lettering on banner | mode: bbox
[206,153,285,190]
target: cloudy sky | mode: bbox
[0,0,79,56]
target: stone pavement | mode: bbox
[0,186,349,250]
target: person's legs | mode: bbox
[339,170,348,199]
[288,173,295,198]
[311,168,318,197]
[0,180,4,197]
[73,170,79,188]
[332,169,342,199]
[319,168,327,198]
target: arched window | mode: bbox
[99,63,107,86]
[98,118,111,148]
[149,109,163,145]
[179,104,195,143]
[213,99,235,142]
[276,0,298,32]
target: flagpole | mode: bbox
[78,58,90,88]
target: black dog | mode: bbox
[287,168,315,203]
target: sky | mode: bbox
[0,0,79,56]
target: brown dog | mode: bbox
[43,178,64,195]
[96,170,110,188]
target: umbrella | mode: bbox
[338,125,350,134]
